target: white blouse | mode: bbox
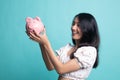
[56,43,97,80]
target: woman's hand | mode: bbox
[26,29,49,45]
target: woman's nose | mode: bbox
[72,24,77,30]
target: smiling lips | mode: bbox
[72,30,79,35]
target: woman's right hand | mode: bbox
[26,28,50,46]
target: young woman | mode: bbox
[26,13,100,80]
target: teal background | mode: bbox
[0,0,119,80]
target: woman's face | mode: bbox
[71,17,82,40]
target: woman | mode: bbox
[26,13,100,80]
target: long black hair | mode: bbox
[71,13,100,68]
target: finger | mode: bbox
[29,32,36,38]
[33,30,41,38]
[29,36,35,41]
[29,32,40,41]
[29,37,38,42]
[29,34,38,42]
[29,34,34,40]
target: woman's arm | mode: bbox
[44,41,80,74]
[28,30,81,74]
[26,30,54,70]
[39,43,54,71]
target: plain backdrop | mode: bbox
[0,0,120,80]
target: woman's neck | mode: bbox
[75,40,80,48]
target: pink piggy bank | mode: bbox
[26,16,44,35]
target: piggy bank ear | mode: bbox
[35,16,41,21]
[26,17,32,22]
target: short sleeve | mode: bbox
[55,43,72,56]
[74,46,97,69]
[55,46,65,56]
[55,43,73,63]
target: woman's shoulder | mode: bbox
[78,46,96,51]
[55,43,73,55]
[76,46,97,55]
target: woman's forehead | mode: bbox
[74,17,79,23]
